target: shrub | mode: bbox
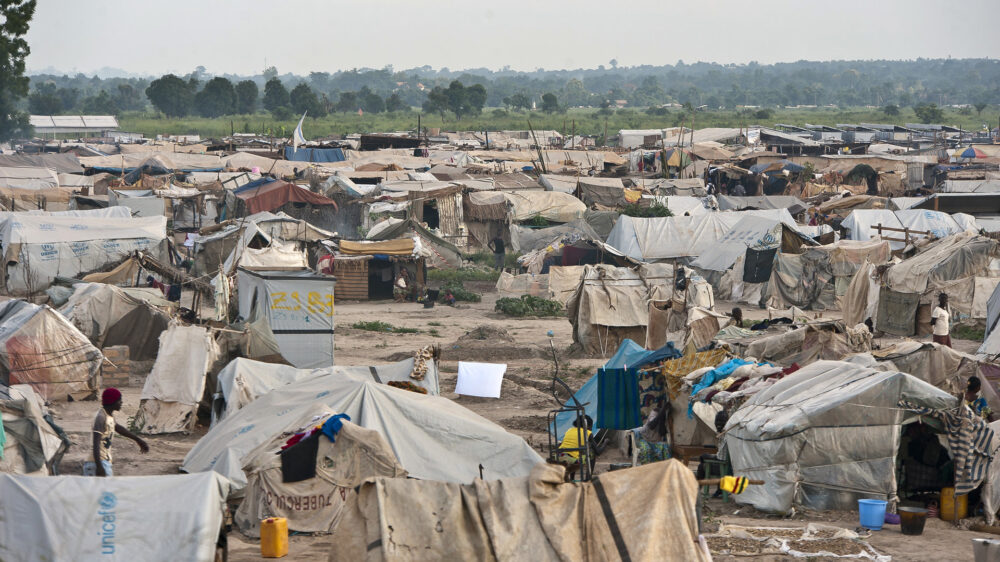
[351,321,418,333]
[495,295,564,317]
[439,281,481,302]
[622,200,673,218]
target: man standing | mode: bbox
[930,293,951,348]
[488,236,505,271]
[85,388,149,477]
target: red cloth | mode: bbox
[238,181,339,214]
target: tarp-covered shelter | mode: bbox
[724,360,991,513]
[717,195,807,215]
[768,240,892,311]
[366,217,462,269]
[506,190,586,223]
[0,384,69,475]
[691,212,810,273]
[237,268,335,368]
[182,370,542,490]
[328,461,710,562]
[606,213,741,262]
[211,356,440,425]
[134,324,220,434]
[233,180,338,215]
[236,416,405,537]
[0,212,167,295]
[841,208,978,250]
[566,264,673,354]
[739,320,872,367]
[0,299,102,401]
[0,471,229,562]
[58,283,172,361]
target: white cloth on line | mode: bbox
[455,362,507,398]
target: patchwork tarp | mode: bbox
[885,232,999,294]
[237,269,335,368]
[366,218,463,269]
[182,371,541,490]
[211,356,440,425]
[510,218,602,253]
[0,384,69,475]
[235,181,338,215]
[329,461,709,562]
[134,325,220,434]
[235,417,406,537]
[0,471,229,562]
[59,283,171,361]
[0,300,102,401]
[691,213,800,272]
[742,321,871,367]
[724,360,968,513]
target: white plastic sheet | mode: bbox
[455,362,507,398]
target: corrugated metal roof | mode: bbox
[29,115,119,130]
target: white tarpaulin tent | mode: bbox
[0,471,229,562]
[605,213,740,261]
[691,211,807,272]
[841,209,978,250]
[108,189,165,217]
[182,371,542,490]
[723,360,968,513]
[134,324,220,434]
[1,384,69,475]
[210,356,440,424]
[505,191,586,223]
[0,213,167,295]
[237,268,335,368]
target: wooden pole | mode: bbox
[572,120,576,150]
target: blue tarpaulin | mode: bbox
[552,340,682,438]
[284,147,347,163]
[232,177,278,195]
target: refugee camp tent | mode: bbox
[0,384,69,475]
[233,180,338,215]
[107,189,164,217]
[768,240,892,311]
[182,371,542,490]
[0,166,59,190]
[237,268,335,368]
[724,360,991,513]
[0,299,102,401]
[980,281,1000,356]
[235,415,406,536]
[840,208,977,250]
[134,325,220,434]
[691,212,810,273]
[717,195,807,215]
[739,320,871,367]
[366,217,463,269]
[566,264,672,354]
[505,191,586,223]
[58,283,171,361]
[328,461,709,562]
[0,212,167,295]
[211,355,440,424]
[510,218,602,254]
[0,471,229,562]
[605,213,741,261]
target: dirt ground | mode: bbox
[46,292,991,561]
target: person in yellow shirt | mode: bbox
[557,415,593,481]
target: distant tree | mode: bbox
[358,87,384,114]
[883,104,900,116]
[80,90,118,115]
[506,92,532,111]
[753,108,774,120]
[114,83,145,111]
[56,87,79,111]
[422,86,449,119]
[290,83,326,117]
[465,83,487,115]
[234,80,258,114]
[975,102,988,116]
[262,66,278,81]
[270,106,293,121]
[913,102,944,123]
[0,0,36,140]
[262,78,290,111]
[445,81,468,117]
[335,91,358,113]
[541,92,559,113]
[385,93,407,112]
[28,83,61,114]
[145,74,194,117]
[194,77,236,117]
[609,58,618,69]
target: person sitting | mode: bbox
[965,376,995,422]
[444,291,456,306]
[557,415,593,481]
[393,268,410,302]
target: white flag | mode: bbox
[292,111,307,149]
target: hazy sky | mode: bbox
[26,0,1000,76]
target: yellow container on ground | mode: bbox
[261,517,289,558]
[940,487,968,521]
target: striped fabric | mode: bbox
[597,368,642,430]
[899,400,995,495]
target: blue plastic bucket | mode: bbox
[858,499,888,530]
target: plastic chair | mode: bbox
[701,458,733,502]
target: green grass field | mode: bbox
[117,106,996,139]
